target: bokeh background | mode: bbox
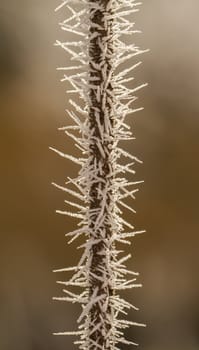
[0,1,198,349]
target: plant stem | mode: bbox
[88,1,115,348]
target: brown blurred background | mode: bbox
[0,1,198,349]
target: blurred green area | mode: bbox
[0,1,199,349]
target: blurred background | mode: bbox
[0,0,198,349]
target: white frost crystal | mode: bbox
[52,0,147,349]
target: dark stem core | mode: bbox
[88,0,115,349]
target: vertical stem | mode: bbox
[53,0,146,348]
[88,1,115,348]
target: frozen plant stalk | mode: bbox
[52,0,147,349]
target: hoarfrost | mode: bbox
[52,0,147,348]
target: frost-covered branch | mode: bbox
[52,0,147,349]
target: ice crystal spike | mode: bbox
[52,0,147,349]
